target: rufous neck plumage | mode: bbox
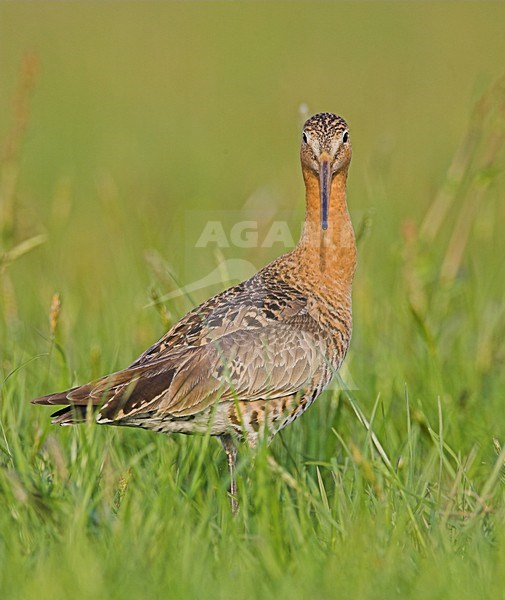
[297,166,356,285]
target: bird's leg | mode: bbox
[220,434,238,515]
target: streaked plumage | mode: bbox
[32,113,357,511]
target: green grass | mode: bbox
[2,3,505,598]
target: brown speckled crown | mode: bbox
[303,113,348,145]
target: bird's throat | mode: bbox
[298,169,356,278]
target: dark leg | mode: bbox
[220,434,238,515]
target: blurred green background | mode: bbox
[1,3,505,599]
[1,3,504,365]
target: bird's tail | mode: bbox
[31,386,100,425]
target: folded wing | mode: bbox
[32,320,326,425]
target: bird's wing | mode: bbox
[35,319,326,423]
[31,276,320,422]
[129,275,309,367]
[152,320,328,417]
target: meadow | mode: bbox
[1,3,505,598]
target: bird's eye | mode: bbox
[343,131,349,144]
[302,132,308,144]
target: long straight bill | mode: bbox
[319,157,331,231]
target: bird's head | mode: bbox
[300,113,351,230]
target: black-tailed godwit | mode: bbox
[32,113,357,513]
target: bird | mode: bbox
[31,112,357,514]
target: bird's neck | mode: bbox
[295,168,356,287]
